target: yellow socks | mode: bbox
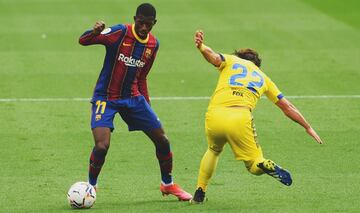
[197,148,221,191]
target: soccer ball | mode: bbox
[67,182,96,209]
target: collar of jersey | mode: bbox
[131,24,149,44]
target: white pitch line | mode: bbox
[0,95,360,102]
[151,96,210,100]
[153,95,360,100]
[0,98,90,102]
[283,95,360,99]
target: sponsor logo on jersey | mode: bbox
[122,42,132,46]
[232,90,243,97]
[118,53,145,68]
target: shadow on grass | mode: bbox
[59,199,195,212]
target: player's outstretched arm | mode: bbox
[194,30,222,67]
[276,98,323,144]
[79,21,106,46]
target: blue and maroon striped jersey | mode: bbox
[79,24,159,103]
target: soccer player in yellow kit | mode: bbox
[190,30,323,204]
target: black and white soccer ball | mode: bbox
[67,182,96,209]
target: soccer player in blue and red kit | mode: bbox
[78,3,192,201]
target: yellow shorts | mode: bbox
[205,107,264,162]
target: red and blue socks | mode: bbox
[89,144,173,186]
[156,143,173,185]
[88,147,107,186]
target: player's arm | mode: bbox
[138,68,151,104]
[138,44,159,104]
[194,30,223,67]
[276,98,323,144]
[79,21,117,46]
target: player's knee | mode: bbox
[159,136,170,145]
[92,127,111,151]
[153,133,170,147]
[94,140,110,152]
[145,128,168,145]
[208,146,222,156]
[154,137,171,154]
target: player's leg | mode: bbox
[88,127,111,188]
[191,141,225,204]
[244,158,265,175]
[120,96,192,200]
[241,116,292,186]
[144,128,173,185]
[226,108,292,186]
[191,109,227,204]
[240,146,293,186]
[88,100,116,188]
[225,108,265,176]
[144,127,192,201]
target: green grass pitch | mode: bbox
[1,0,360,212]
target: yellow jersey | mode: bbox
[208,54,283,110]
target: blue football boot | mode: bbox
[257,159,292,186]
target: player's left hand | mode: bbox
[93,21,106,35]
[194,30,204,48]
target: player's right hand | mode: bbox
[194,30,204,48]
[93,21,105,35]
[306,127,324,144]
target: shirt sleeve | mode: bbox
[79,24,126,47]
[264,76,284,103]
[217,54,230,71]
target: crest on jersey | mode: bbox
[101,28,111,35]
[145,48,152,59]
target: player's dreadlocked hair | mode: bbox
[234,48,262,67]
[136,3,156,18]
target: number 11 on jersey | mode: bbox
[95,100,107,114]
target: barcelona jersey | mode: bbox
[79,24,159,103]
[208,54,283,110]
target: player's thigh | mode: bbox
[119,96,162,131]
[205,111,227,153]
[226,111,263,161]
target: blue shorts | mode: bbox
[90,96,162,131]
